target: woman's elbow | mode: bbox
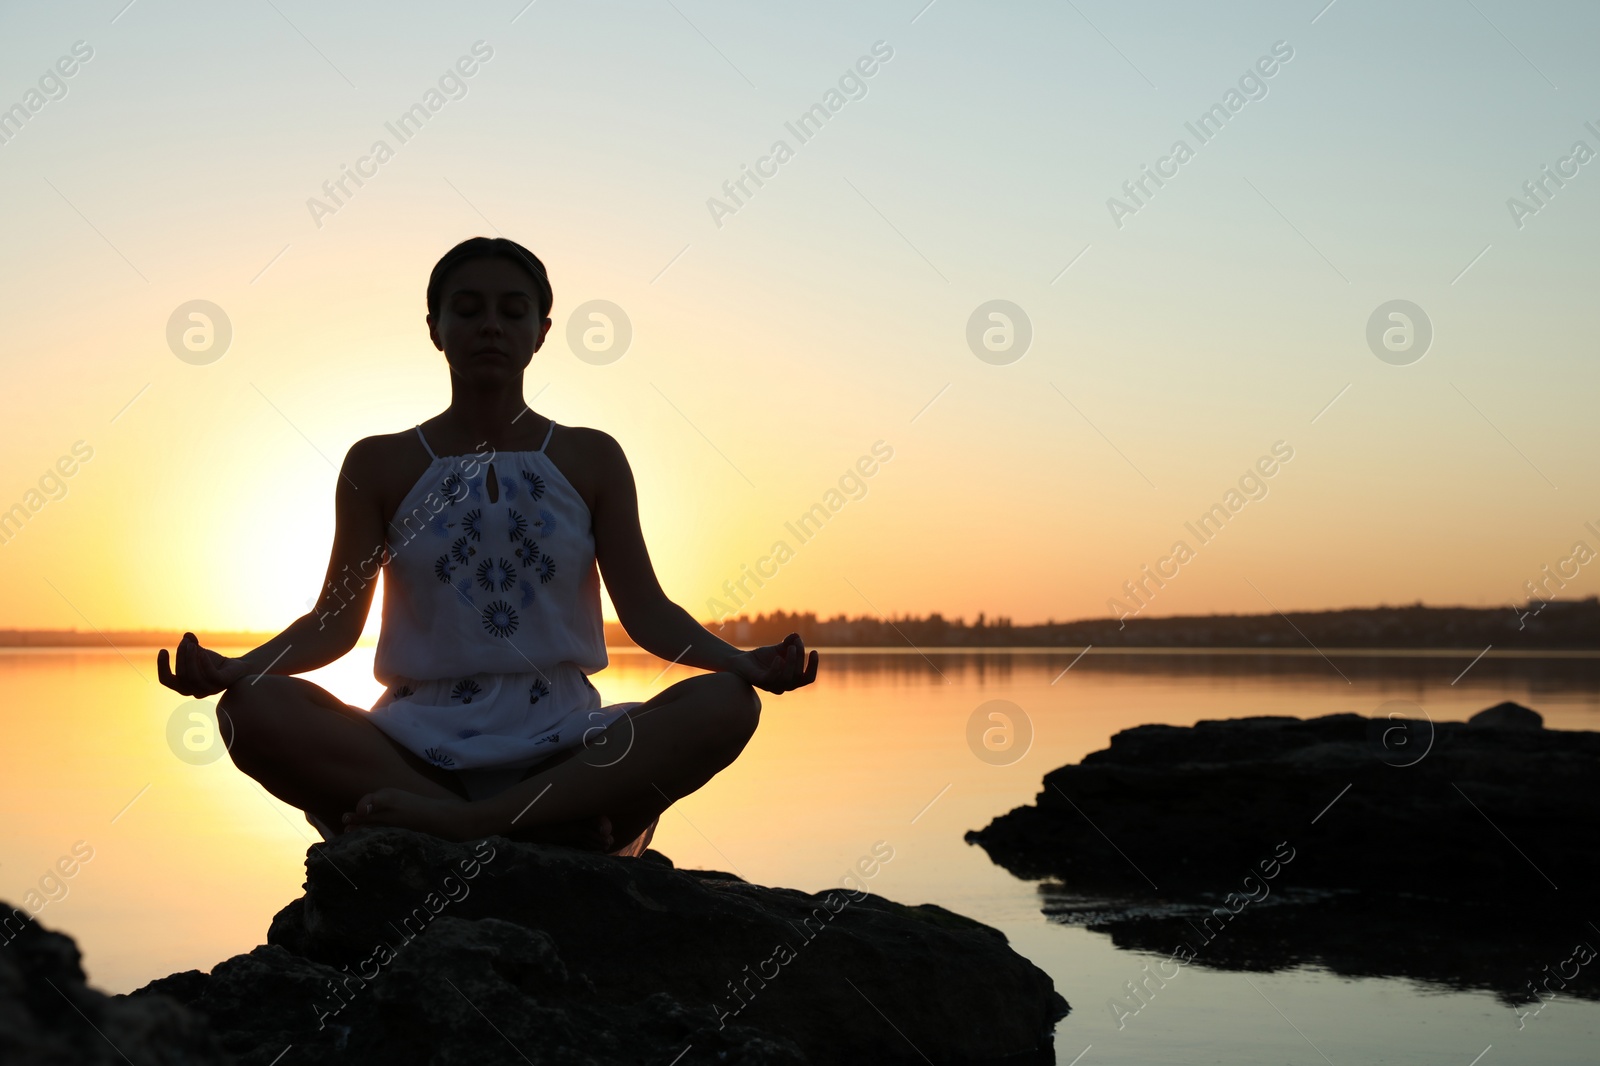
[307,609,364,657]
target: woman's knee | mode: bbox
[699,672,761,749]
[217,673,268,717]
[215,675,287,754]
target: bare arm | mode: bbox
[590,430,739,670]
[157,439,390,696]
[590,430,817,692]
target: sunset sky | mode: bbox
[2,0,1597,637]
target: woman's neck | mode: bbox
[435,380,546,452]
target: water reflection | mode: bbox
[4,638,1598,1051]
[1039,887,1600,1008]
[816,646,1600,693]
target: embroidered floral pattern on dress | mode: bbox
[482,601,519,638]
[476,557,516,593]
[533,506,557,538]
[370,424,626,783]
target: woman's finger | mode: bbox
[767,650,791,692]
[161,650,197,696]
[183,634,210,682]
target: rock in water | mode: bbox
[121,830,1067,1064]
[964,706,1600,896]
[964,704,1600,1005]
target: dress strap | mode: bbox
[538,419,557,453]
[414,425,438,460]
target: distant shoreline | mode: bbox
[4,599,1594,651]
[5,644,1597,659]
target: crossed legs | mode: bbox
[216,671,761,850]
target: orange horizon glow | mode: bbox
[3,5,1598,641]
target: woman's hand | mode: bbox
[729,632,819,694]
[157,633,249,698]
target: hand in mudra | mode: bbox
[732,633,819,694]
[158,632,248,698]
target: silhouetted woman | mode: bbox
[157,237,817,855]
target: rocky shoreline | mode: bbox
[966,701,1600,894]
[965,702,1600,1002]
[3,829,1068,1065]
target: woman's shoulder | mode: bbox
[554,422,621,452]
[344,429,429,470]
[542,423,628,513]
[340,429,434,501]
[547,423,627,477]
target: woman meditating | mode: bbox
[156,236,818,856]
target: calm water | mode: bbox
[4,645,1598,1063]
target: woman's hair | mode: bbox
[426,237,554,321]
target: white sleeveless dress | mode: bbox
[364,420,652,851]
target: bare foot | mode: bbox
[341,788,615,851]
[343,787,482,840]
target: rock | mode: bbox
[1468,700,1543,730]
[0,904,227,1064]
[964,703,1600,1005]
[123,830,1067,1064]
[965,705,1600,896]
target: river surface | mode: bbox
[3,645,1597,1063]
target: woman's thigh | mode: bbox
[510,671,760,834]
[219,674,469,810]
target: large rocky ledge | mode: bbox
[965,702,1600,895]
[965,703,1600,1003]
[3,829,1067,1065]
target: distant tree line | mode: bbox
[605,597,1600,650]
[6,597,1595,651]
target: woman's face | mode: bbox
[427,256,551,384]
